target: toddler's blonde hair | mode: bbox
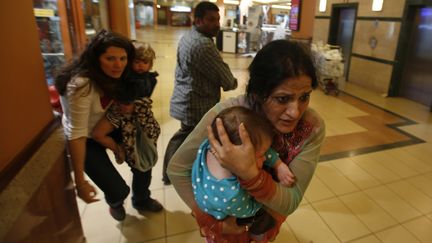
[132,41,156,68]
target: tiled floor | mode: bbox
[78,26,432,243]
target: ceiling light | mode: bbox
[319,0,326,12]
[252,0,280,4]
[272,5,291,10]
[170,6,191,12]
[372,0,383,11]
[224,0,240,4]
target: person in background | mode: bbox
[192,106,295,242]
[168,39,325,242]
[163,1,238,185]
[55,30,137,221]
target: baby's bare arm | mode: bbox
[274,159,296,187]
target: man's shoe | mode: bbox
[134,198,163,213]
[109,205,126,221]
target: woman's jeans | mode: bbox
[84,137,152,208]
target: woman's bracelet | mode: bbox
[239,170,276,201]
[239,170,265,189]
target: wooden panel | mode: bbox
[0,1,53,172]
[313,18,330,43]
[57,0,73,60]
[348,56,393,94]
[108,0,131,37]
[356,0,405,18]
[0,127,84,242]
[291,0,317,39]
[352,20,400,61]
[2,152,84,243]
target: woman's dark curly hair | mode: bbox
[246,39,318,112]
[55,29,135,97]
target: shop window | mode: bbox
[82,0,108,39]
[170,6,191,26]
[135,0,155,27]
[33,0,66,86]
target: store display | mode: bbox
[312,42,344,95]
[34,1,65,85]
[237,31,249,54]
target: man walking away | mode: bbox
[163,1,238,185]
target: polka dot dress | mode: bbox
[191,139,270,220]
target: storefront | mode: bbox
[170,6,192,26]
[82,0,110,39]
[135,0,154,27]
[33,0,72,85]
[33,0,109,85]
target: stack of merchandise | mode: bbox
[311,42,344,95]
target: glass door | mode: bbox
[33,0,67,85]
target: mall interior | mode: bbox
[1,0,432,242]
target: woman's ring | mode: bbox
[210,150,217,155]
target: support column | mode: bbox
[108,0,131,37]
[57,0,73,61]
[153,0,158,27]
[291,0,316,40]
[70,0,87,52]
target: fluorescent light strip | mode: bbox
[319,0,326,12]
[170,6,191,12]
[372,0,383,11]
[224,0,239,4]
[252,0,281,4]
[210,0,241,3]
[272,5,291,10]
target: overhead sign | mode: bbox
[288,0,301,31]
[170,6,191,12]
[34,8,55,17]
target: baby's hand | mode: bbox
[115,144,126,164]
[275,160,295,187]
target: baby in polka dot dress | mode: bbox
[191,106,295,242]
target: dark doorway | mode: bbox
[328,4,358,80]
[399,6,432,107]
[157,7,168,25]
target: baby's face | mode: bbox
[132,59,151,73]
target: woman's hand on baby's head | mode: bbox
[207,119,259,180]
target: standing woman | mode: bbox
[55,30,135,220]
[168,39,326,242]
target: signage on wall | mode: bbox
[170,6,191,12]
[34,8,55,17]
[289,0,301,31]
